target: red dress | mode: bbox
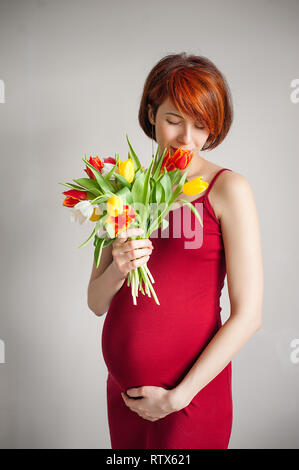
[101,168,233,449]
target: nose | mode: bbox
[177,123,192,146]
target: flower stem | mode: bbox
[126,265,159,305]
[140,265,160,305]
[139,266,151,297]
[144,264,155,284]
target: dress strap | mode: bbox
[205,168,232,197]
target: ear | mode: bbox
[147,104,155,126]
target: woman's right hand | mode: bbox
[111,227,154,280]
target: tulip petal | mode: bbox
[182,177,209,196]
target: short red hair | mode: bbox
[138,52,233,151]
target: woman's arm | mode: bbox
[87,227,153,316]
[171,172,264,408]
[87,245,126,316]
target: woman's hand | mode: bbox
[111,227,153,280]
[121,385,187,422]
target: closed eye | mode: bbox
[166,119,205,130]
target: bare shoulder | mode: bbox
[218,169,252,192]
[212,169,255,222]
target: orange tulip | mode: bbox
[161,148,193,173]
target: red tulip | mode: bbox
[84,156,104,179]
[103,157,116,165]
[62,189,87,207]
[161,148,193,173]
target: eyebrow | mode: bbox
[165,112,184,118]
[165,111,205,125]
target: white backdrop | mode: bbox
[0,0,298,448]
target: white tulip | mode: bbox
[96,226,107,238]
[70,200,94,225]
[101,163,117,180]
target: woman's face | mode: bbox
[148,97,210,158]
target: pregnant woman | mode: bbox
[87,53,264,449]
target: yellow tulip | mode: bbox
[89,206,101,221]
[118,158,135,183]
[182,176,209,196]
[107,195,124,217]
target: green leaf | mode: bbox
[93,234,105,248]
[146,202,170,237]
[153,180,163,204]
[82,157,115,193]
[126,134,142,170]
[134,202,149,229]
[152,147,168,180]
[131,172,145,204]
[149,177,155,192]
[169,167,190,205]
[142,158,154,206]
[59,182,95,200]
[159,170,172,203]
[113,172,132,189]
[179,198,203,227]
[105,222,116,239]
[151,143,160,175]
[73,178,102,195]
[77,217,104,250]
[59,182,91,192]
[134,168,144,179]
[94,236,107,268]
[89,195,110,204]
[168,168,180,185]
[115,186,133,205]
[86,191,96,200]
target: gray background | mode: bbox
[0,0,298,449]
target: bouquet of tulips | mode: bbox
[60,134,208,306]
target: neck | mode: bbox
[185,154,206,179]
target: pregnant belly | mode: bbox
[101,286,219,392]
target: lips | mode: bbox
[171,146,192,154]
[171,146,181,155]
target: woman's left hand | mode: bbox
[121,385,186,422]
